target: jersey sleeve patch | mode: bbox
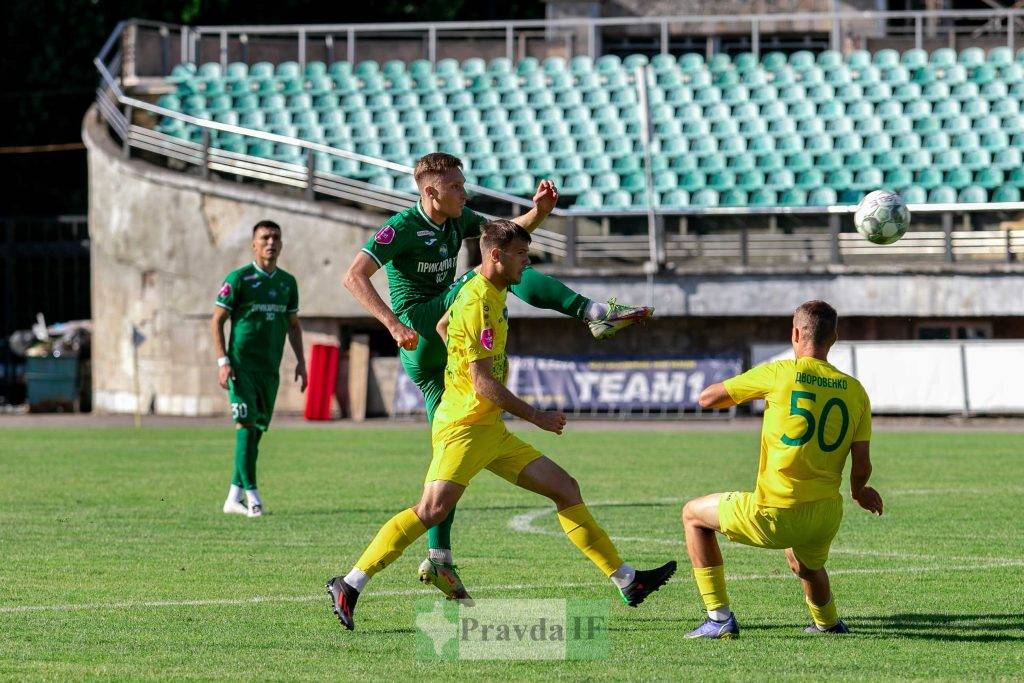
[374,226,396,244]
[480,327,494,351]
[218,282,232,298]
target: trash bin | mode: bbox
[25,356,79,412]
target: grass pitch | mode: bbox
[1,424,1022,680]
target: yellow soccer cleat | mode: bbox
[588,298,654,340]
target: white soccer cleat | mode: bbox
[223,499,248,515]
[588,298,655,340]
[247,504,263,518]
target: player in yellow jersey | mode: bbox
[681,300,883,638]
[326,220,676,631]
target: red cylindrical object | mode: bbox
[304,343,340,420]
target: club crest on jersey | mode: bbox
[268,289,277,299]
[218,282,232,298]
[480,327,494,351]
[375,226,396,244]
[439,244,449,258]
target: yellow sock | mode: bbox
[806,596,839,629]
[557,503,623,576]
[693,565,730,611]
[355,508,427,577]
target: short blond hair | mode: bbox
[413,152,463,186]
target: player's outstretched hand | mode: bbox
[295,362,308,392]
[533,179,559,215]
[533,409,567,435]
[390,323,419,351]
[218,363,235,390]
[854,486,883,516]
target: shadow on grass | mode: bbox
[851,613,1024,643]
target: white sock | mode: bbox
[428,548,454,564]
[708,606,732,622]
[245,489,262,507]
[344,567,368,592]
[609,563,636,589]
[227,484,244,503]
[585,301,609,322]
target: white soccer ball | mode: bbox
[854,190,910,245]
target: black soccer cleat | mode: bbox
[326,576,359,631]
[804,619,850,634]
[618,560,677,607]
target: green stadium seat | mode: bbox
[815,151,843,170]
[720,188,747,206]
[975,167,1003,189]
[899,185,926,203]
[981,80,1008,99]
[899,149,930,170]
[796,169,824,189]
[931,48,957,68]
[987,47,1013,66]
[574,190,602,208]
[893,82,922,102]
[863,82,892,103]
[834,83,862,103]
[690,188,718,206]
[602,190,631,207]
[959,185,987,203]
[882,65,909,85]
[915,167,943,190]
[993,147,1022,169]
[706,170,732,190]
[817,50,843,69]
[902,49,928,69]
[923,81,951,101]
[958,47,985,68]
[808,187,837,205]
[844,150,872,170]
[932,148,960,169]
[789,50,815,70]
[999,62,1024,83]
[678,52,704,73]
[885,117,913,134]
[991,186,1020,201]
[847,48,871,68]
[678,170,705,191]
[825,168,852,187]
[873,49,900,68]
[944,166,972,188]
[884,168,913,187]
[779,187,807,205]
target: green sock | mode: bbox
[508,267,590,320]
[234,428,254,489]
[244,426,260,490]
[427,506,456,551]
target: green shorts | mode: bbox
[227,370,280,431]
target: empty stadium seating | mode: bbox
[155,48,1024,208]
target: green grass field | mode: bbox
[1,425,1022,680]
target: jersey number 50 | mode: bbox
[780,390,849,452]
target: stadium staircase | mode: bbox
[152,47,1024,209]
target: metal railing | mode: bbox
[95,14,1024,271]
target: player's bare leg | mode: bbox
[682,493,739,638]
[515,457,676,606]
[785,549,848,634]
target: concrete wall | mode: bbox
[84,107,392,416]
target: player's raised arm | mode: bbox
[850,441,883,516]
[469,356,566,434]
[510,179,559,233]
[343,251,418,350]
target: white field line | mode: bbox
[4,561,1024,616]
[508,503,1024,565]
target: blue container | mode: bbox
[25,356,79,411]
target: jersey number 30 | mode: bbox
[780,390,849,452]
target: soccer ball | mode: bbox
[854,190,910,245]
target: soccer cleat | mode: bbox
[222,498,248,515]
[685,614,740,639]
[588,298,654,340]
[418,558,474,606]
[247,504,263,518]
[326,576,359,631]
[804,619,850,634]
[618,560,677,607]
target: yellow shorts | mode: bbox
[717,492,843,570]
[427,422,543,487]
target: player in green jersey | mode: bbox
[343,153,654,601]
[212,220,308,518]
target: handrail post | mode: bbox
[298,29,306,69]
[180,26,188,65]
[588,21,598,60]
[160,25,170,76]
[740,224,749,266]
[325,34,334,64]
[306,151,316,200]
[428,26,437,63]
[751,18,759,57]
[914,13,923,50]
[506,24,514,61]
[660,21,668,55]
[220,31,228,70]
[829,214,841,264]
[1009,12,1015,51]
[943,212,954,263]
[121,104,133,158]
[830,11,841,51]
[201,129,211,179]
[635,64,665,270]
[347,28,355,64]
[565,216,577,268]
